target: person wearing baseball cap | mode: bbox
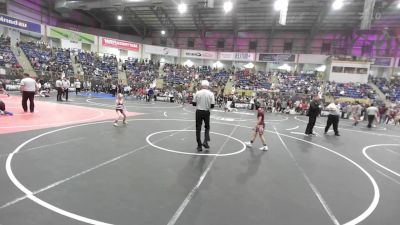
[192,80,215,151]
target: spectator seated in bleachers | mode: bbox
[163,64,196,87]
[0,36,18,68]
[326,81,376,99]
[20,42,74,77]
[371,77,400,101]
[274,72,322,95]
[77,52,118,79]
[125,58,159,89]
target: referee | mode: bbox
[192,80,215,151]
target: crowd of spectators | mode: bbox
[124,58,159,89]
[162,64,197,86]
[161,65,230,92]
[20,42,74,77]
[273,72,322,95]
[234,70,271,90]
[76,52,118,79]
[371,77,400,101]
[326,81,376,99]
[0,35,17,67]
[0,35,23,79]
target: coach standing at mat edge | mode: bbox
[20,73,37,113]
[192,80,215,152]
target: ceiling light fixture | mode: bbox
[397,1,400,8]
[274,0,285,11]
[223,1,233,13]
[332,0,343,10]
[178,2,187,14]
[117,15,123,20]
[161,30,166,35]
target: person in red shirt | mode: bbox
[245,105,268,151]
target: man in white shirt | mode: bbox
[74,79,81,95]
[20,73,38,113]
[55,77,63,101]
[192,80,215,151]
[62,77,70,101]
[324,100,341,136]
[366,104,379,128]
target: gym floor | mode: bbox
[0,94,399,225]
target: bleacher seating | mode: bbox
[125,59,159,88]
[20,42,74,77]
[234,71,272,90]
[163,64,195,86]
[0,36,17,67]
[326,81,376,99]
[372,77,400,101]
[275,73,321,95]
[77,52,118,79]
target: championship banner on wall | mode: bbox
[257,53,296,62]
[144,45,179,57]
[218,52,255,61]
[372,57,393,67]
[0,13,41,33]
[102,37,140,52]
[48,26,95,44]
[182,49,217,60]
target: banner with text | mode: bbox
[102,37,140,52]
[143,45,179,57]
[218,52,255,62]
[48,26,95,44]
[182,49,217,60]
[372,57,393,67]
[257,53,296,62]
[0,13,41,33]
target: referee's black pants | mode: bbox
[305,115,317,135]
[22,91,35,112]
[367,115,375,128]
[64,89,69,101]
[325,115,339,135]
[196,110,210,147]
[56,87,63,101]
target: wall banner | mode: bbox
[218,52,255,61]
[49,26,95,44]
[182,49,217,60]
[372,57,393,67]
[144,45,179,57]
[298,54,328,64]
[0,13,41,33]
[102,37,140,52]
[258,53,296,62]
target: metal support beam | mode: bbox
[125,7,148,39]
[304,4,330,53]
[192,5,207,50]
[360,0,376,30]
[232,7,238,51]
[150,6,177,45]
[267,15,278,52]
[87,10,105,29]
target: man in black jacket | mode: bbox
[305,95,321,136]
